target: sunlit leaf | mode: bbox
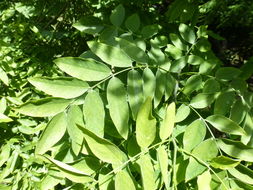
[0,67,8,86]
[206,115,246,136]
[136,98,156,148]
[229,98,247,124]
[214,90,235,115]
[17,98,71,117]
[28,77,89,99]
[154,69,166,107]
[54,57,111,81]
[197,170,211,190]
[210,156,240,170]
[169,33,187,51]
[175,104,190,123]
[157,145,169,189]
[159,102,175,141]
[165,44,182,59]
[179,23,196,44]
[183,75,202,95]
[88,41,132,67]
[83,91,105,137]
[73,16,104,34]
[36,112,67,155]
[190,93,219,109]
[115,170,136,190]
[142,68,156,101]
[228,164,253,185]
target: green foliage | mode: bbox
[1,1,253,190]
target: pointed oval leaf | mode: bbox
[143,68,156,100]
[187,55,205,65]
[0,67,9,86]
[210,156,240,170]
[165,73,176,101]
[229,98,247,124]
[165,44,182,59]
[139,154,156,190]
[78,126,127,164]
[17,98,71,117]
[107,77,129,139]
[214,90,235,115]
[197,170,211,190]
[183,75,202,95]
[54,57,111,81]
[127,70,143,120]
[67,105,85,146]
[83,91,105,137]
[88,41,132,67]
[115,170,136,190]
[203,78,220,93]
[190,93,218,109]
[73,16,104,34]
[125,13,140,32]
[159,102,175,141]
[136,98,156,148]
[154,69,166,107]
[110,4,125,27]
[36,112,67,155]
[175,104,190,123]
[215,67,242,81]
[206,115,246,136]
[228,164,253,185]
[117,38,148,63]
[218,138,253,162]
[157,145,169,189]
[183,119,206,152]
[179,23,196,44]
[28,77,89,99]
[170,56,188,73]
[141,24,159,39]
[169,33,188,51]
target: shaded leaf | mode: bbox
[229,98,247,124]
[73,16,104,34]
[154,69,166,107]
[183,75,202,95]
[141,24,159,38]
[203,78,220,93]
[170,56,188,73]
[228,164,253,185]
[150,36,168,48]
[214,90,235,115]
[165,44,182,59]
[125,13,140,32]
[169,33,187,51]
[215,67,242,81]
[187,55,205,65]
[110,4,125,27]
[107,77,129,139]
[190,93,218,109]
[88,41,132,67]
[127,70,143,120]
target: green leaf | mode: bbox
[139,154,156,190]
[0,143,11,168]
[17,98,71,117]
[187,55,205,65]
[218,138,253,162]
[142,68,156,101]
[197,170,212,190]
[125,13,140,32]
[203,78,220,93]
[116,38,149,63]
[183,75,202,95]
[185,158,206,182]
[0,113,12,123]
[107,77,129,139]
[179,23,196,44]
[0,67,8,86]
[99,167,115,190]
[54,57,111,81]
[199,61,214,74]
[165,44,182,59]
[154,69,166,107]
[127,70,144,120]
[110,4,125,27]
[157,145,169,189]
[210,156,240,170]
[78,126,127,164]
[40,170,62,190]
[115,170,136,190]
[195,38,211,52]
[136,97,156,148]
[206,115,246,136]
[170,56,188,73]
[159,102,175,141]
[190,93,218,109]
[214,90,235,115]
[150,36,168,48]
[229,98,247,124]
[165,73,176,101]
[183,119,206,152]
[83,91,105,137]
[148,45,168,69]
[175,104,190,123]
[28,77,89,99]
[215,67,242,81]
[228,164,253,185]
[36,112,67,155]
[88,41,132,67]
[0,97,7,113]
[67,105,85,147]
[241,113,253,146]
[141,24,160,38]
[73,16,104,34]
[169,33,188,51]
[44,156,90,176]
